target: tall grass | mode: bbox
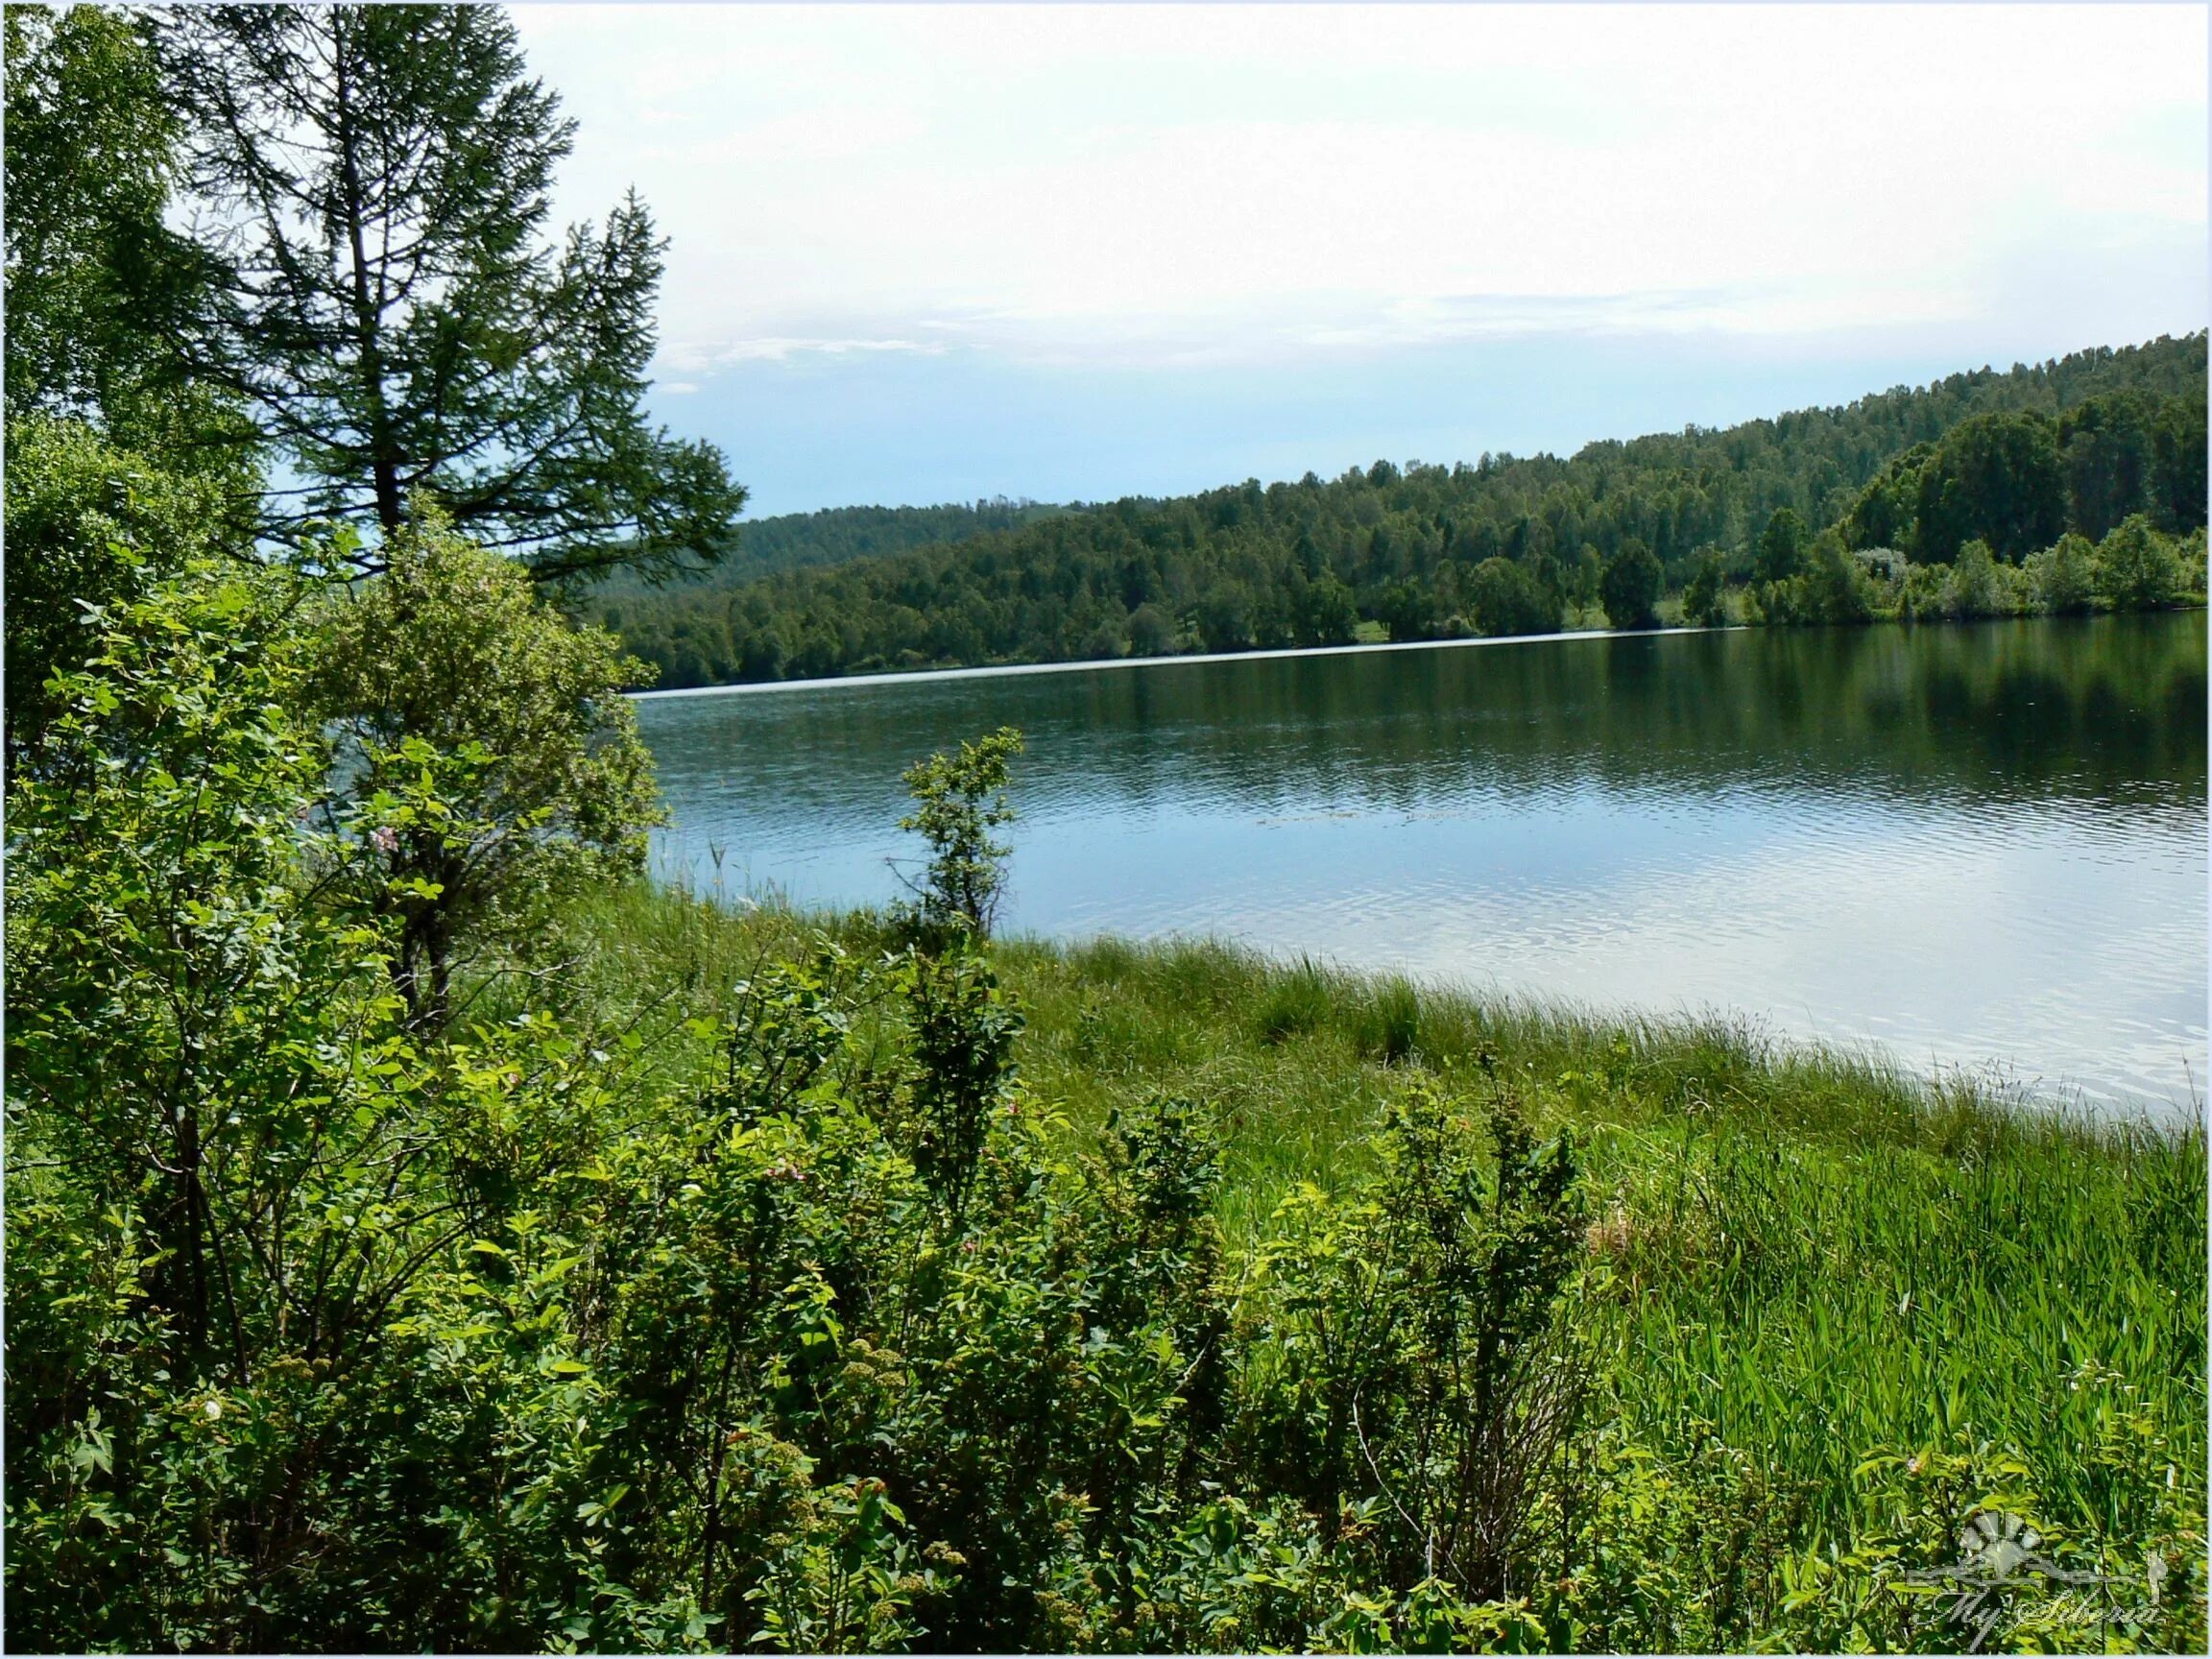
[567,883,2206,1577]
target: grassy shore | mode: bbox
[572,880,2206,1605]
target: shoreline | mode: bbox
[647,882,2207,1132]
[624,605,2205,701]
[627,621,1722,699]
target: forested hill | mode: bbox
[589,495,1076,594]
[591,334,2207,688]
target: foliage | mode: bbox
[8,554,347,1393]
[1599,540,1663,630]
[2024,531,2098,614]
[894,724,1025,946]
[2095,514,2186,612]
[1,4,250,473]
[9,14,2207,1639]
[2060,388,2208,541]
[585,336,2206,686]
[895,944,1025,1218]
[4,554,623,1649]
[1236,1078,1591,1600]
[1678,548,1729,627]
[1837,388,2204,581]
[1467,555,1563,637]
[586,497,1079,606]
[156,2,743,579]
[1911,410,2068,565]
[13,645,2207,1648]
[1760,530,1875,626]
[1753,506,1808,584]
[306,508,665,1027]
[2,416,243,768]
[1841,442,1934,555]
[2060,391,2157,541]
[1944,540,2013,621]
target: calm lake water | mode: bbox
[635,615,2208,1114]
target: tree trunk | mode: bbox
[330,13,402,533]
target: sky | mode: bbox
[511,2,2209,518]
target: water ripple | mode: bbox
[640,615,2207,1116]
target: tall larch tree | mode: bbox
[160,3,744,580]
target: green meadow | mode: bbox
[571,878,2209,1648]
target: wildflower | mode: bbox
[204,1399,223,1421]
[370,825,399,854]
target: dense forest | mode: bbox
[589,336,2208,688]
[591,496,1076,592]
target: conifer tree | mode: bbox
[161,3,743,580]
[3,6,247,476]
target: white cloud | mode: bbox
[691,336,948,366]
[510,2,2206,377]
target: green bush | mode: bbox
[2096,514,2184,611]
[2025,531,2099,614]
[308,509,665,1029]
[1944,539,2015,619]
[1679,550,1731,627]
[1230,1078,1590,1602]
[5,556,653,1648]
[9,569,2205,1651]
[1,415,234,766]
[893,725,1024,947]
[1764,533,1875,626]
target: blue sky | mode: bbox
[514,3,2208,517]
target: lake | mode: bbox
[634,614,2208,1115]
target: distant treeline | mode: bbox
[589,495,1076,594]
[589,335,2208,688]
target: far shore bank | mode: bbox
[626,603,2206,700]
[627,619,1713,699]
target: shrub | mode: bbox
[1679,550,1730,627]
[309,509,665,1028]
[2,415,234,766]
[1802,532,1874,623]
[896,942,1024,1219]
[2025,531,2099,614]
[1235,1076,1591,1601]
[1767,533,1874,626]
[895,725,1024,947]
[1944,539,2013,620]
[2180,526,2209,598]
[2095,514,2183,611]
[1128,602,1176,657]
[5,556,661,1649]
